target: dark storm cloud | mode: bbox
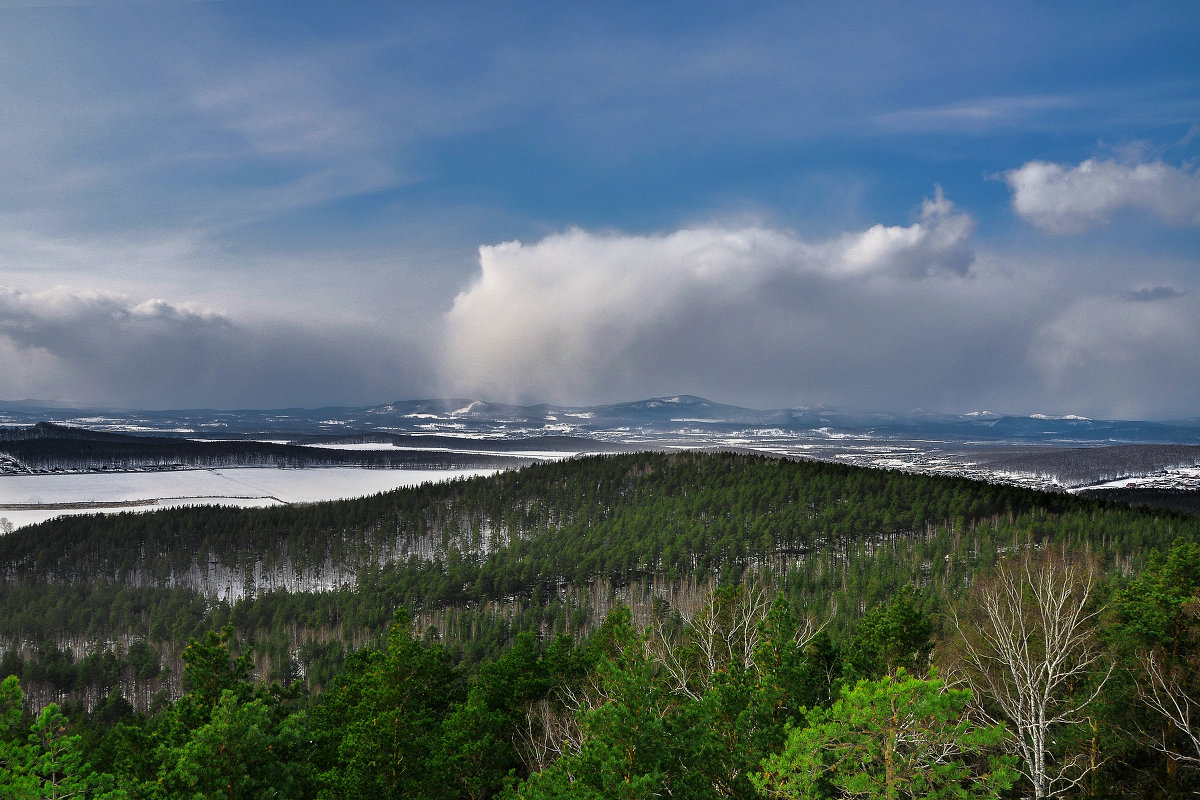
[1123,286,1186,303]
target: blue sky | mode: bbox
[0,1,1197,418]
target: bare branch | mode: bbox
[1138,648,1200,765]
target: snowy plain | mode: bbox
[0,467,502,530]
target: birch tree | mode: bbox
[644,582,793,700]
[949,549,1111,799]
[1139,647,1200,765]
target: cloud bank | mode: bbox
[440,189,1200,418]
[0,288,429,408]
[1,182,1197,419]
[1004,157,1200,234]
[441,193,1035,410]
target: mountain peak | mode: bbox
[637,395,712,408]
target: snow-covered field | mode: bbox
[0,467,501,530]
[1078,467,1200,491]
[304,443,581,459]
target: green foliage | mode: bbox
[0,677,126,800]
[0,675,23,737]
[1114,538,1200,653]
[755,669,1017,800]
[505,609,677,800]
[27,702,127,800]
[429,631,579,799]
[511,596,850,800]
[843,584,933,680]
[308,612,460,800]
[1105,538,1200,789]
[0,675,37,798]
[154,690,308,800]
[180,627,253,708]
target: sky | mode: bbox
[0,1,1198,419]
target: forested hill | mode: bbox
[0,450,1122,591]
[0,422,537,473]
[1,451,1196,634]
[980,443,1200,487]
[3,453,1200,796]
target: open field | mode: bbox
[0,466,502,529]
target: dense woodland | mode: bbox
[1,451,1200,797]
[980,443,1200,487]
[291,433,624,453]
[0,423,535,473]
[1080,486,1200,515]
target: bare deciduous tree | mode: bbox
[516,580,825,777]
[949,549,1111,799]
[644,580,823,701]
[646,581,769,700]
[517,694,586,773]
[1138,646,1200,766]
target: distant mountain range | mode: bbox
[1,394,1198,445]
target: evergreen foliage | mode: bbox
[755,669,1017,800]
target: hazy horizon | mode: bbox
[2,392,1199,424]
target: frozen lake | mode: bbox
[0,467,502,530]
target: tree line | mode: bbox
[0,422,533,473]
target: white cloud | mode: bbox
[833,188,974,277]
[440,193,996,406]
[441,192,1200,417]
[0,286,225,339]
[1004,157,1200,234]
[874,94,1081,132]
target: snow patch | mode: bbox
[301,442,402,451]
